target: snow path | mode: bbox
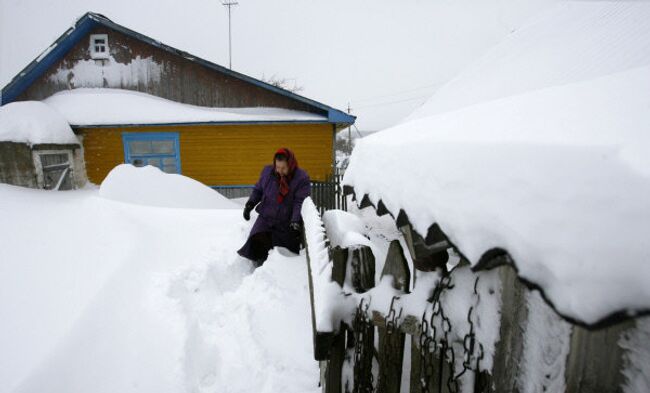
[0,184,319,393]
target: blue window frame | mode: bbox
[122,132,181,174]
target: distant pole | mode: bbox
[221,0,238,69]
[347,102,352,153]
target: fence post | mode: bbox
[323,247,348,393]
[348,245,376,393]
[376,240,410,393]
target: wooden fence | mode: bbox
[311,167,346,215]
[304,207,644,393]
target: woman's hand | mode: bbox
[243,202,255,221]
[289,222,302,233]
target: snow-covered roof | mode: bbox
[43,88,328,127]
[0,101,78,145]
[343,1,650,326]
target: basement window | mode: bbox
[90,34,109,59]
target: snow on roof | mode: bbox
[43,88,328,126]
[0,101,78,145]
[343,2,650,325]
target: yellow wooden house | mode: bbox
[1,12,355,196]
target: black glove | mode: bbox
[243,202,255,221]
[289,221,302,233]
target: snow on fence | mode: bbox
[302,192,650,393]
[302,197,354,359]
[302,199,506,393]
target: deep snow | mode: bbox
[0,174,319,393]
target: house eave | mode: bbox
[70,119,338,130]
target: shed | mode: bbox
[0,101,85,190]
[1,12,355,196]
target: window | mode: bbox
[90,34,109,59]
[122,133,181,174]
[33,150,75,190]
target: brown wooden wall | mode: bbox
[18,25,321,115]
[79,123,334,185]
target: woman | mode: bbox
[237,148,311,266]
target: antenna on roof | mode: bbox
[221,0,238,69]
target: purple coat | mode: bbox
[240,165,311,256]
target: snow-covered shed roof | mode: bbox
[0,12,355,127]
[43,88,328,127]
[0,101,78,145]
[343,1,650,326]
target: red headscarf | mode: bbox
[274,148,298,203]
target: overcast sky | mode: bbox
[0,0,559,130]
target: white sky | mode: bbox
[0,0,559,130]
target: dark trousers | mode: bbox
[238,231,273,264]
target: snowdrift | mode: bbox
[0,182,317,393]
[99,164,239,209]
[343,1,650,326]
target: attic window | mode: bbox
[90,34,109,59]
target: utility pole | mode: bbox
[221,0,238,69]
[347,102,353,154]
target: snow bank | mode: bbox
[43,88,327,126]
[99,164,238,209]
[344,2,650,325]
[0,101,78,145]
[0,183,319,393]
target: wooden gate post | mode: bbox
[350,245,376,393]
[323,247,348,393]
[376,240,410,393]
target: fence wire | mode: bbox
[347,272,491,393]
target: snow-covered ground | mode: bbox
[0,166,319,393]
